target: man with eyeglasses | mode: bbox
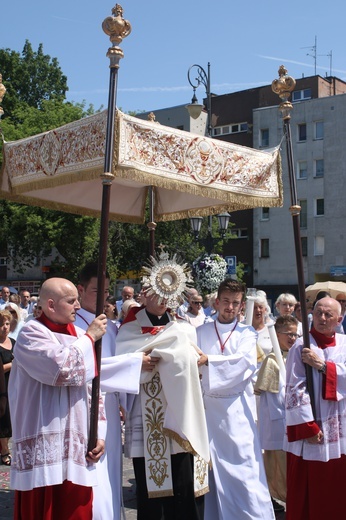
[255,315,299,513]
[197,280,275,520]
[285,297,346,519]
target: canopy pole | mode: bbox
[272,66,316,419]
[147,186,157,257]
[88,4,131,453]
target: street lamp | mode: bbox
[186,62,212,136]
[190,213,231,254]
[186,62,230,252]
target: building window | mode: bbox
[315,198,324,216]
[314,159,324,178]
[0,257,7,266]
[261,207,270,220]
[299,199,307,228]
[292,88,312,102]
[315,121,324,140]
[297,161,307,179]
[298,123,307,142]
[314,236,324,256]
[260,239,269,258]
[213,126,230,136]
[260,129,269,147]
[212,122,248,137]
[301,237,308,257]
[231,228,248,239]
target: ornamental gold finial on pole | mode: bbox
[271,65,296,120]
[102,4,131,68]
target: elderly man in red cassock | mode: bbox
[285,296,346,519]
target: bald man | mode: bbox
[285,297,346,519]
[9,278,107,520]
[116,286,135,315]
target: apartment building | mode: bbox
[253,90,346,297]
[138,74,346,300]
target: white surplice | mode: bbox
[284,333,346,461]
[255,352,286,450]
[9,319,106,491]
[75,308,143,520]
[197,319,275,520]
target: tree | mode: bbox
[107,215,235,282]
[0,42,239,285]
[0,42,101,281]
[0,40,68,117]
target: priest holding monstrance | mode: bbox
[116,251,210,520]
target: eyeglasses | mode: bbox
[277,332,300,339]
[337,299,346,303]
[191,301,203,305]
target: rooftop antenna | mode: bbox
[302,35,317,75]
[320,50,333,77]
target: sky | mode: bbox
[2,0,346,114]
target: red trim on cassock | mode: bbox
[141,326,166,335]
[38,313,77,336]
[14,480,93,520]
[121,304,144,326]
[287,452,346,519]
[323,360,337,400]
[310,327,336,348]
[287,421,320,442]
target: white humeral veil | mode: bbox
[117,311,210,498]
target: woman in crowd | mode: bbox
[252,291,273,360]
[0,309,15,466]
[104,295,118,323]
[182,293,206,327]
[275,293,297,318]
[5,302,24,340]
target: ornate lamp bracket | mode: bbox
[289,204,301,216]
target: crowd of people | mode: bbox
[1,265,346,520]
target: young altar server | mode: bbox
[197,279,275,520]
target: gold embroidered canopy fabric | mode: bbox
[1,110,282,223]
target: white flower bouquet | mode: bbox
[192,253,228,295]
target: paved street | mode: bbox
[0,465,13,519]
[0,454,285,519]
